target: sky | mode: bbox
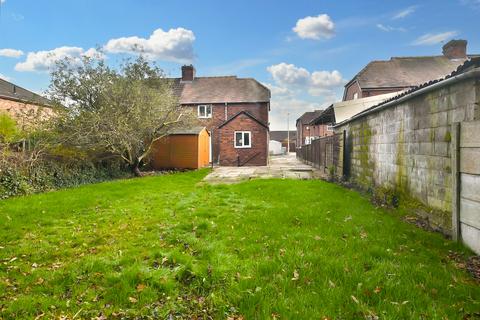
[0,0,479,130]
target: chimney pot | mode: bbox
[181,65,195,81]
[442,39,467,60]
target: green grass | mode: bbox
[0,170,479,319]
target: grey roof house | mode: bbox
[343,39,477,101]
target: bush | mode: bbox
[0,151,130,199]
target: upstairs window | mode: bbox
[235,131,251,148]
[198,105,212,118]
[327,124,333,132]
[353,92,359,100]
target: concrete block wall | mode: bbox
[336,78,479,231]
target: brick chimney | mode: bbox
[442,39,467,60]
[181,65,195,81]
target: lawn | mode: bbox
[0,170,479,319]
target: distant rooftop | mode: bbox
[346,39,478,90]
[0,78,51,106]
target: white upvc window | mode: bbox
[327,124,334,132]
[353,92,359,100]
[234,131,251,148]
[198,105,212,118]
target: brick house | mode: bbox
[171,65,270,166]
[296,110,332,147]
[343,39,477,101]
[0,77,52,128]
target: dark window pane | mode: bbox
[235,132,243,146]
[244,132,250,146]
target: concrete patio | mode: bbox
[204,153,322,184]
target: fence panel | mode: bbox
[296,133,341,174]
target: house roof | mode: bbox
[218,110,269,129]
[347,55,477,90]
[270,130,297,142]
[171,76,271,104]
[0,78,51,106]
[336,56,480,127]
[169,126,209,135]
[296,110,324,125]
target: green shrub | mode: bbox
[0,154,130,199]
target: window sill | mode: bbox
[234,146,252,149]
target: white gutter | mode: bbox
[334,67,480,128]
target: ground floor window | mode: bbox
[234,131,251,148]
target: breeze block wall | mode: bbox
[336,78,480,233]
[218,113,268,166]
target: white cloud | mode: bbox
[461,0,480,9]
[267,62,345,95]
[104,27,195,63]
[0,48,24,58]
[15,46,104,72]
[267,63,310,86]
[262,82,293,97]
[412,31,458,46]
[393,6,417,19]
[293,14,335,40]
[376,24,406,32]
[0,73,12,81]
[0,0,5,4]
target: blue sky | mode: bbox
[0,0,479,129]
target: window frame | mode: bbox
[197,104,212,118]
[234,131,252,149]
[326,124,334,132]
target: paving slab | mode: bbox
[204,153,323,184]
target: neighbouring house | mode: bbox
[343,39,477,101]
[296,110,331,147]
[270,130,296,152]
[150,127,210,170]
[0,77,53,128]
[171,65,270,166]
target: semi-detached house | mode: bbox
[171,65,270,166]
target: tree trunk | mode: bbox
[131,160,143,177]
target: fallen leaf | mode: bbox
[36,278,44,285]
[136,284,146,292]
[328,280,336,288]
[351,295,359,304]
[314,235,322,241]
[128,297,137,303]
[374,286,382,294]
[279,248,286,256]
[291,270,299,281]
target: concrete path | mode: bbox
[204,153,322,184]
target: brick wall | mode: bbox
[218,113,268,166]
[343,81,362,101]
[336,77,480,232]
[297,123,332,146]
[183,102,268,162]
[0,97,53,128]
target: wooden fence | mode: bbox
[296,133,342,175]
